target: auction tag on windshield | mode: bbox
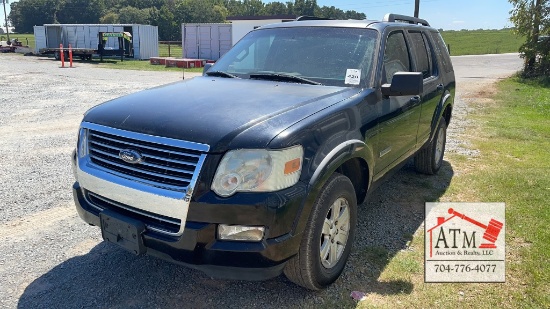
[345,69,361,85]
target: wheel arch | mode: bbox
[291,140,373,236]
[335,158,369,205]
[429,91,453,142]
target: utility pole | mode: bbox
[2,0,9,43]
[414,0,420,18]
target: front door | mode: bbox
[374,30,422,176]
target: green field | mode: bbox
[7,28,525,58]
[155,29,526,57]
[95,59,203,73]
[158,41,183,58]
[353,76,550,308]
[1,33,35,49]
[6,29,526,71]
[440,29,525,56]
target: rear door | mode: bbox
[407,30,443,146]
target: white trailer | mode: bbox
[181,16,295,61]
[181,23,232,60]
[34,24,159,60]
[227,16,295,45]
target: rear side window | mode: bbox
[408,31,432,78]
[430,32,453,73]
[382,31,411,83]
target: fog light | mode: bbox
[218,224,265,242]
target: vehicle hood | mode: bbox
[83,76,360,152]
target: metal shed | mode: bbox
[181,23,232,60]
[33,24,159,59]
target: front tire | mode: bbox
[284,173,357,290]
[415,118,447,174]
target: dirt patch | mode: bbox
[0,206,76,240]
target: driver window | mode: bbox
[383,31,411,84]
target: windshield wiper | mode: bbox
[249,73,321,85]
[205,71,239,78]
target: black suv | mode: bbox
[72,14,455,290]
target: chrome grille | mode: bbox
[87,129,202,190]
[85,191,180,234]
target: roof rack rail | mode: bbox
[295,16,332,21]
[383,13,430,26]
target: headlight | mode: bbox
[212,145,303,197]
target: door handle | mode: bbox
[410,95,421,105]
[437,84,444,91]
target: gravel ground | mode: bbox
[0,54,522,309]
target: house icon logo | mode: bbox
[424,202,506,283]
[427,208,504,258]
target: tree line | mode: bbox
[8,0,366,40]
[509,0,549,77]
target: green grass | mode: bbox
[94,59,204,73]
[10,29,526,73]
[473,77,550,306]
[440,29,525,56]
[8,29,525,59]
[1,33,35,50]
[158,42,183,58]
[356,77,550,308]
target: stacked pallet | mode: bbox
[149,57,174,65]
[150,57,208,68]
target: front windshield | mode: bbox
[210,26,378,87]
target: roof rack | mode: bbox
[295,16,333,21]
[383,13,430,26]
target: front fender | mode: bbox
[290,140,374,236]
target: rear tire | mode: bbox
[415,118,447,174]
[284,173,357,290]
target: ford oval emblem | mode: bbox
[119,149,143,164]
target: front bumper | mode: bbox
[72,181,306,280]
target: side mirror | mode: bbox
[203,63,213,76]
[381,72,423,96]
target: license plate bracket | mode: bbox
[100,209,146,255]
